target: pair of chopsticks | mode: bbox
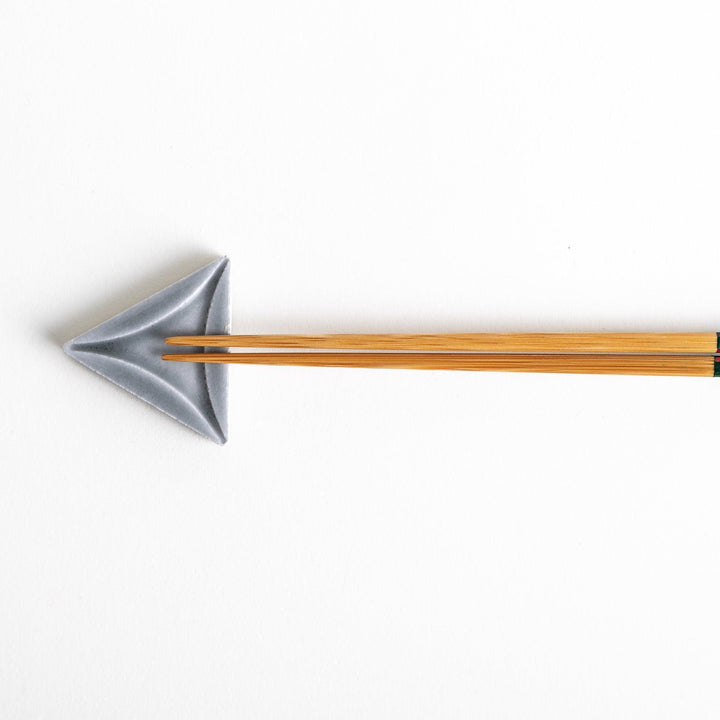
[162,332,720,377]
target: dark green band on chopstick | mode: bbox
[717,332,720,352]
[715,358,720,377]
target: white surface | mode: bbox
[2,1,720,717]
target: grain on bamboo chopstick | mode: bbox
[162,352,717,377]
[166,332,718,354]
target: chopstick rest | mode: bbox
[64,257,231,444]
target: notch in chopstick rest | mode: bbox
[63,257,231,444]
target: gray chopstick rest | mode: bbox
[64,257,231,444]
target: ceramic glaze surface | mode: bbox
[64,257,231,444]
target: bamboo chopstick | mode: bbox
[162,352,719,377]
[166,332,719,354]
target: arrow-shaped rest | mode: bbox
[64,257,231,444]
[64,256,720,444]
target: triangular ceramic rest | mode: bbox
[64,257,231,444]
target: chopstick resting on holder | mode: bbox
[163,333,720,378]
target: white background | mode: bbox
[2,1,720,717]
